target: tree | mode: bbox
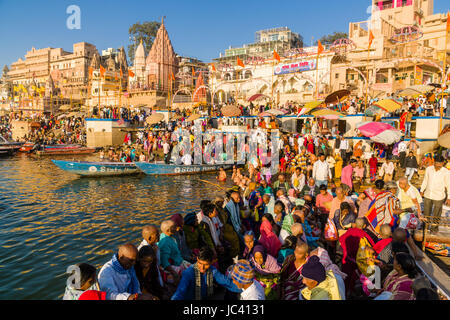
[316,32,348,46]
[127,21,161,65]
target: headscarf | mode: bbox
[281,214,295,235]
[258,220,282,258]
[251,245,281,275]
[170,214,184,229]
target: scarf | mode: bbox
[251,245,281,275]
[281,214,294,234]
[199,212,222,246]
[259,220,281,258]
[111,254,140,294]
[225,200,241,233]
[194,263,213,300]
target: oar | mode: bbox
[198,179,227,191]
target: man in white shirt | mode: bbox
[380,159,395,182]
[397,177,423,220]
[181,151,193,165]
[313,153,332,188]
[420,155,450,233]
[228,260,265,300]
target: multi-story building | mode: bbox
[331,0,448,97]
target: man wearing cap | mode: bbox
[228,259,265,300]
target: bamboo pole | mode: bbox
[439,18,449,132]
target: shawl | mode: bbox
[225,200,242,234]
[259,220,282,258]
[311,247,347,280]
[365,191,397,235]
[111,254,140,294]
[251,245,281,275]
[281,214,294,235]
[199,211,222,247]
[194,263,213,301]
[373,238,393,255]
[171,214,184,228]
[339,228,375,265]
[383,271,415,300]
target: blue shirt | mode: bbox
[171,265,241,300]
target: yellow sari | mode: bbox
[334,155,343,179]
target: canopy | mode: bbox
[372,99,402,113]
[267,109,285,116]
[365,105,385,117]
[407,84,435,94]
[58,105,73,111]
[259,112,272,117]
[221,105,242,117]
[146,113,164,125]
[397,87,422,97]
[248,94,270,102]
[310,108,344,118]
[356,122,402,145]
[325,90,350,104]
[186,114,201,122]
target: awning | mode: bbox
[248,94,270,102]
[310,108,344,117]
[372,99,402,113]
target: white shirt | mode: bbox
[340,140,349,151]
[163,142,170,154]
[298,137,305,148]
[381,162,395,175]
[398,141,407,153]
[240,280,265,300]
[421,166,450,201]
[313,160,332,181]
[181,153,192,165]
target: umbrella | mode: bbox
[397,88,422,97]
[438,132,450,149]
[372,99,402,113]
[248,94,270,102]
[408,84,435,94]
[365,105,386,117]
[311,108,344,118]
[186,113,201,122]
[303,100,325,110]
[146,113,164,125]
[325,90,350,104]
[221,105,242,117]
[356,121,402,145]
[267,109,285,116]
[58,104,73,111]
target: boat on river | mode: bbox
[19,142,38,153]
[36,147,97,156]
[0,135,23,156]
[135,161,234,176]
[51,160,140,177]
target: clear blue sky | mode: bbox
[0,0,448,69]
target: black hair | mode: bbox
[340,201,352,212]
[319,184,327,191]
[138,245,156,261]
[416,288,439,300]
[200,200,212,212]
[375,179,385,190]
[263,213,275,224]
[392,241,409,255]
[76,263,96,287]
[293,215,302,224]
[203,203,216,216]
[349,159,357,164]
[395,252,418,279]
[280,235,298,251]
[198,246,215,263]
[434,154,445,163]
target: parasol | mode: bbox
[397,88,422,97]
[325,90,350,104]
[310,108,344,118]
[372,99,402,113]
[267,109,285,116]
[356,122,402,145]
[186,113,201,122]
[146,113,164,125]
[221,105,242,117]
[438,131,450,149]
[365,105,386,117]
[408,84,435,94]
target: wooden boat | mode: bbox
[51,160,140,177]
[135,161,234,176]
[19,142,37,153]
[0,135,23,156]
[36,147,97,156]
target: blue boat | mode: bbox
[51,160,140,177]
[135,162,234,176]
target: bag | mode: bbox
[324,218,338,241]
[405,214,419,230]
[356,237,375,277]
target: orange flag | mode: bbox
[210,63,216,72]
[237,57,245,68]
[192,66,195,77]
[128,69,135,78]
[369,30,375,49]
[99,65,106,77]
[170,71,175,81]
[317,40,324,55]
[447,12,450,32]
[273,50,281,62]
[88,67,93,78]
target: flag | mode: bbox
[170,71,175,81]
[273,50,281,62]
[317,40,324,55]
[210,63,216,72]
[237,57,245,68]
[369,30,375,49]
[447,12,450,33]
[128,70,135,78]
[88,67,93,78]
[192,66,195,77]
[99,65,106,77]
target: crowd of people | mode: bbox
[63,135,449,300]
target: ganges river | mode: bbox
[0,154,233,299]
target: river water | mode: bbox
[0,154,232,299]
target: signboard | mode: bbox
[274,60,316,75]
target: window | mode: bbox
[335,73,339,79]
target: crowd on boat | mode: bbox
[63,127,449,300]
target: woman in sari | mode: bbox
[280,241,309,300]
[250,245,281,300]
[259,219,282,258]
[373,253,418,300]
[334,153,343,180]
[368,154,379,182]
